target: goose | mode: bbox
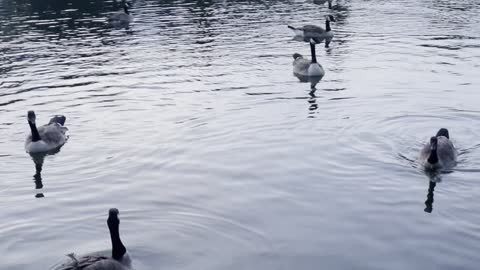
[108,3,133,26]
[25,111,68,153]
[313,0,333,9]
[288,15,336,48]
[293,39,325,78]
[419,128,457,170]
[53,208,133,270]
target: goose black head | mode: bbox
[28,111,36,123]
[436,128,450,139]
[293,53,303,60]
[326,15,336,22]
[108,208,120,226]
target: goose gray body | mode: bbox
[28,124,67,145]
[57,253,132,270]
[25,111,68,153]
[289,25,329,42]
[52,209,133,270]
[419,128,457,170]
[109,13,133,23]
[293,54,312,76]
[292,54,325,77]
[292,39,325,78]
[108,4,133,26]
[288,15,335,47]
[313,0,333,8]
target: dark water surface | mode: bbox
[1,0,480,269]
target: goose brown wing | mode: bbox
[302,24,326,34]
[53,255,108,270]
[38,123,67,145]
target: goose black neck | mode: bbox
[29,121,41,142]
[427,148,438,164]
[328,0,332,9]
[310,42,317,63]
[325,19,331,32]
[108,219,126,260]
[123,5,129,14]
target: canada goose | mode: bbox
[53,208,133,270]
[419,128,457,170]
[108,3,133,26]
[293,39,325,78]
[313,0,333,9]
[288,15,336,48]
[25,111,68,154]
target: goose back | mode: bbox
[25,112,68,153]
[293,55,311,76]
[436,136,457,165]
[109,13,133,23]
[108,4,133,25]
[292,54,325,77]
[53,252,132,270]
[420,134,457,170]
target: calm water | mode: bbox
[1,0,480,269]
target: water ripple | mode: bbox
[2,0,480,269]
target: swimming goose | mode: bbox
[25,111,68,153]
[293,39,325,78]
[288,15,336,47]
[53,208,133,270]
[419,128,457,170]
[313,0,333,9]
[108,3,133,26]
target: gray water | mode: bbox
[1,0,480,269]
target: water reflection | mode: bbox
[308,94,318,117]
[423,170,443,213]
[424,180,436,213]
[0,0,132,41]
[0,0,479,268]
[1,0,110,17]
[29,147,63,198]
[294,73,322,91]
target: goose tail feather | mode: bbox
[49,115,66,126]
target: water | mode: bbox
[1,0,480,269]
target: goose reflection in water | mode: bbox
[424,180,437,213]
[294,73,323,93]
[308,94,319,118]
[423,169,444,213]
[29,146,63,198]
